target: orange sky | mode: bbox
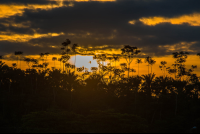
[2,54,200,78]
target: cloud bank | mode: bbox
[0,0,200,57]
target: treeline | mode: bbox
[1,39,200,133]
[0,60,200,132]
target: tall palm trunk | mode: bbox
[58,60,61,70]
[74,53,76,73]
[17,56,19,68]
[20,56,21,69]
[128,63,130,78]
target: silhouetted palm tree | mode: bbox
[52,57,57,69]
[44,52,49,61]
[40,53,45,67]
[61,39,71,73]
[130,68,136,76]
[159,61,167,77]
[65,63,72,73]
[72,44,78,72]
[145,56,156,74]
[136,59,143,75]
[58,58,62,70]
[24,58,38,75]
[142,73,156,99]
[145,56,150,74]
[12,63,17,68]
[149,59,156,74]
[15,51,23,69]
[112,55,119,67]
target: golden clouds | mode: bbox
[0,2,72,19]
[0,32,64,42]
[129,13,200,26]
[0,4,26,18]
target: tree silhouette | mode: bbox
[45,52,49,61]
[14,51,23,69]
[107,57,114,80]
[145,56,150,74]
[62,39,71,54]
[112,55,119,67]
[40,52,49,71]
[61,39,71,73]
[121,45,141,78]
[72,44,78,72]
[100,54,107,66]
[145,56,156,74]
[142,73,156,99]
[172,51,189,81]
[149,58,156,74]
[52,57,57,69]
[159,61,167,77]
[24,58,38,69]
[94,54,107,74]
[58,58,62,70]
[136,59,143,76]
[40,53,45,70]
[3,39,200,133]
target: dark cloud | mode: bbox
[0,41,60,56]
[1,0,200,57]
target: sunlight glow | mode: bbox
[69,55,99,71]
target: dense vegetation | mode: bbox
[0,39,200,133]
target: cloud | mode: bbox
[0,2,72,19]
[131,13,200,26]
[1,0,200,57]
[0,31,64,42]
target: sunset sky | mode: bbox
[1,0,200,76]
